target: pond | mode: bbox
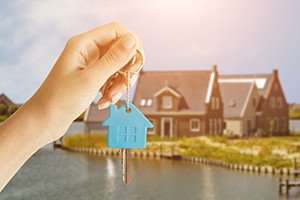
[1,145,300,200]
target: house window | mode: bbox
[270,97,275,109]
[274,117,279,132]
[146,99,153,106]
[277,97,283,109]
[211,97,215,110]
[209,119,213,134]
[214,119,218,134]
[148,119,155,134]
[190,119,200,132]
[218,119,223,134]
[162,96,172,109]
[140,99,146,106]
[215,97,220,110]
[281,117,286,132]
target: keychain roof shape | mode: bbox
[102,102,153,149]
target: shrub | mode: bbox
[0,104,7,115]
[0,115,8,122]
[8,104,20,116]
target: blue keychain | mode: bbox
[102,71,153,184]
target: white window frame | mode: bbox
[162,96,172,109]
[148,119,155,135]
[209,119,213,134]
[146,99,153,106]
[218,118,223,134]
[140,99,146,106]
[190,119,200,132]
[274,117,279,132]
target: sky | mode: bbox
[0,0,300,104]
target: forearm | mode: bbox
[0,98,49,191]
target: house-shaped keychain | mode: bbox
[102,102,153,149]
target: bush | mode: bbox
[8,104,20,116]
[0,115,8,122]
[0,104,7,115]
[62,133,107,148]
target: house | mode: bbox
[219,69,289,136]
[133,65,224,137]
[219,82,260,137]
[0,93,14,108]
[84,103,109,133]
[102,102,153,148]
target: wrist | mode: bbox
[9,97,52,148]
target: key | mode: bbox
[102,52,153,185]
[121,149,131,184]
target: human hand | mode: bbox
[28,22,144,143]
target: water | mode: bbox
[1,146,300,200]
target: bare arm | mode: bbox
[0,22,144,191]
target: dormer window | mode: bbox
[162,96,172,109]
[146,99,153,106]
[140,99,146,106]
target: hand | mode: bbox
[29,22,144,143]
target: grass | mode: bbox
[62,132,107,149]
[62,133,300,168]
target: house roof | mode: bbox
[84,103,109,122]
[133,70,213,113]
[102,102,153,127]
[0,93,14,106]
[219,82,254,118]
[219,73,273,98]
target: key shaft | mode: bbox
[121,148,131,184]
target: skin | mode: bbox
[0,22,144,191]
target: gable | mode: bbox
[219,74,273,98]
[220,82,254,118]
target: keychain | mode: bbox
[102,51,153,184]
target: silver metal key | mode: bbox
[121,149,131,184]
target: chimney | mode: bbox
[273,69,278,78]
[212,64,217,72]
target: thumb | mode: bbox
[89,33,137,81]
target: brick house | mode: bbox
[132,65,224,137]
[219,69,289,136]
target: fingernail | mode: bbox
[98,101,110,109]
[122,33,136,49]
[112,91,123,103]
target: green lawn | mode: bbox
[62,133,300,168]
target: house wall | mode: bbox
[258,71,289,135]
[85,122,107,134]
[240,85,260,136]
[146,115,205,138]
[205,72,224,135]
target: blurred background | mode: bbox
[1,0,300,199]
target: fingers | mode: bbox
[98,73,138,109]
[88,33,138,84]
